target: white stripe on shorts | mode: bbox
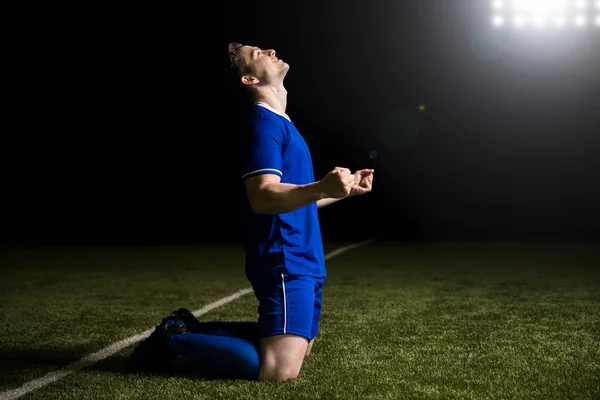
[281,274,287,334]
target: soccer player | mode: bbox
[127,42,374,382]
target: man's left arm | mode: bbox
[317,197,341,208]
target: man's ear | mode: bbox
[241,75,259,86]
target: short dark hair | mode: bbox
[227,42,254,103]
[228,42,250,77]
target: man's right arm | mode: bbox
[243,167,356,214]
[244,174,326,214]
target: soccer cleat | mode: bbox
[127,312,188,372]
[172,307,201,332]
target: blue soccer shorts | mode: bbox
[251,274,326,341]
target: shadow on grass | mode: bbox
[0,346,101,390]
[89,352,234,381]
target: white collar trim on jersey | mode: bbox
[255,102,291,122]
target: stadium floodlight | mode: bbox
[492,15,506,27]
[553,15,567,26]
[513,14,526,26]
[575,14,586,24]
[533,14,547,27]
[491,0,599,28]
[575,14,587,26]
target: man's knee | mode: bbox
[260,366,301,381]
[259,334,308,381]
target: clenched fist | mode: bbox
[320,167,356,199]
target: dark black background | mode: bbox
[4,1,599,245]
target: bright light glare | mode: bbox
[554,0,567,10]
[533,14,547,27]
[493,15,506,26]
[575,15,587,25]
[516,0,552,12]
[492,0,599,28]
[513,15,526,26]
[554,15,567,26]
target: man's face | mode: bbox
[240,45,289,86]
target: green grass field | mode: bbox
[1,240,599,399]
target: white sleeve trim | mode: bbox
[241,168,283,180]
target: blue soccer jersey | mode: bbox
[238,103,326,282]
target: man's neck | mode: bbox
[254,86,287,114]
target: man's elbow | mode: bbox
[248,192,273,214]
[249,200,267,214]
[247,184,281,214]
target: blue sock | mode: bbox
[169,333,261,380]
[190,321,259,346]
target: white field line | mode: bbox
[0,238,376,400]
[323,238,376,261]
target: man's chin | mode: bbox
[279,63,290,76]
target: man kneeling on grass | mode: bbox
[127,41,374,381]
